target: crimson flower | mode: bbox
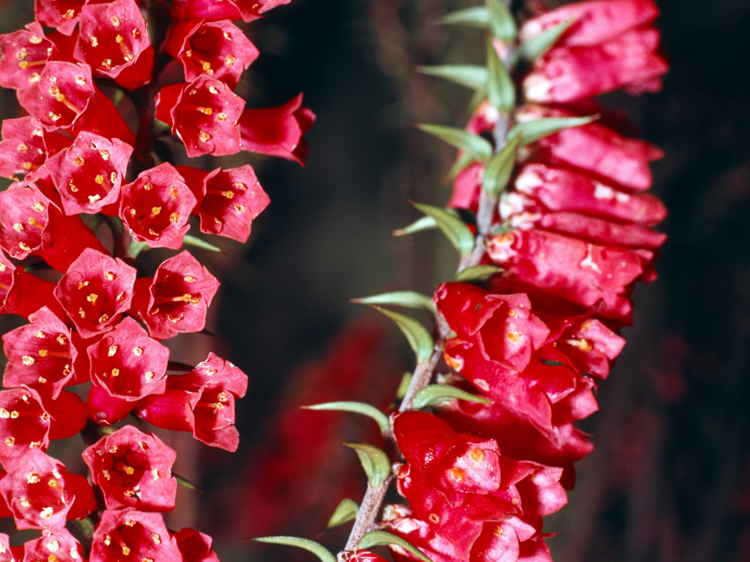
[54,248,137,339]
[0,117,71,181]
[22,529,86,562]
[192,165,270,243]
[173,529,220,562]
[0,387,51,471]
[131,251,220,340]
[155,76,245,158]
[87,317,170,425]
[119,163,197,250]
[35,0,88,36]
[2,307,82,399]
[170,0,292,23]
[239,94,315,165]
[47,131,133,216]
[522,0,667,102]
[165,19,259,89]
[0,449,95,530]
[74,0,155,90]
[0,23,52,91]
[17,61,95,132]
[82,425,177,511]
[89,509,181,562]
[137,352,248,451]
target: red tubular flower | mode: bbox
[89,509,181,562]
[196,165,270,243]
[173,529,220,562]
[71,90,137,145]
[17,62,96,132]
[119,163,198,250]
[517,104,664,191]
[0,23,52,91]
[22,529,87,562]
[155,76,245,158]
[0,117,71,181]
[74,0,155,90]
[0,387,52,471]
[513,163,667,226]
[54,248,137,339]
[523,28,668,103]
[0,183,108,272]
[87,317,170,425]
[2,263,70,322]
[239,94,316,165]
[82,425,177,512]
[433,283,549,372]
[170,0,292,23]
[35,0,88,36]
[137,352,248,451]
[165,20,259,89]
[486,230,648,323]
[519,0,660,47]
[47,131,133,216]
[0,449,92,530]
[2,307,82,399]
[131,251,219,340]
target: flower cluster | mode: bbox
[255,1,666,562]
[378,1,668,561]
[0,0,312,559]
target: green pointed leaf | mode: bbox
[455,265,503,283]
[73,518,96,543]
[182,234,223,253]
[304,402,390,435]
[412,203,475,257]
[482,134,521,196]
[396,372,413,400]
[485,0,517,40]
[417,65,488,91]
[343,442,391,487]
[353,291,436,315]
[127,240,150,259]
[360,531,433,562]
[327,499,359,530]
[486,39,515,112]
[394,216,438,237]
[446,150,478,181]
[413,385,492,409]
[253,537,336,562]
[416,124,492,162]
[174,474,203,493]
[372,306,434,364]
[439,6,490,28]
[508,115,597,146]
[513,19,575,64]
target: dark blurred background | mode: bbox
[2,0,750,561]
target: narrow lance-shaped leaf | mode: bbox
[455,265,503,283]
[353,291,436,315]
[485,0,517,41]
[253,537,336,562]
[372,306,434,364]
[360,531,433,562]
[508,115,597,146]
[486,39,515,113]
[415,124,492,162]
[304,402,390,435]
[482,133,521,196]
[414,385,492,409]
[327,499,359,530]
[174,474,203,493]
[417,65,488,91]
[182,234,224,253]
[439,6,490,28]
[512,19,575,65]
[396,372,413,400]
[394,216,438,237]
[412,203,475,257]
[343,442,391,487]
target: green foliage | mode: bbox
[353,291,436,315]
[412,203,475,257]
[413,384,492,409]
[305,402,390,435]
[343,442,391,487]
[253,537,336,562]
[372,306,434,364]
